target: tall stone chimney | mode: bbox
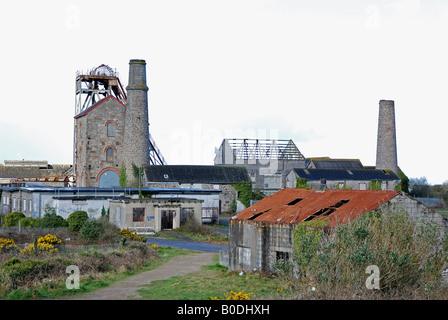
[375,100,398,175]
[123,59,151,185]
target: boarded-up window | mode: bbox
[133,208,145,222]
[106,147,114,162]
[107,122,115,137]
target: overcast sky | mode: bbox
[0,0,447,184]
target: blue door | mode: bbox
[98,170,120,187]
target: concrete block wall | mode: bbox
[227,220,294,272]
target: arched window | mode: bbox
[107,122,115,137]
[106,147,114,162]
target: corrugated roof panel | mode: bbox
[235,188,400,227]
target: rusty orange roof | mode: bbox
[235,188,401,227]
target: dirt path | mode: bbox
[63,251,216,300]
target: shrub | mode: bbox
[20,243,58,256]
[119,228,146,242]
[37,234,62,245]
[18,217,39,228]
[20,234,62,256]
[80,217,121,241]
[79,219,102,240]
[67,211,88,232]
[0,257,70,289]
[180,216,222,237]
[286,206,448,298]
[3,212,26,227]
[0,238,18,253]
[38,214,68,228]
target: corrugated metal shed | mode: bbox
[235,188,400,227]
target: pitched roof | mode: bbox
[145,165,250,185]
[306,158,364,169]
[291,168,400,181]
[74,95,125,119]
[0,164,72,179]
[235,188,401,227]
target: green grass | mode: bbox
[136,255,290,300]
[435,210,448,218]
[1,246,193,300]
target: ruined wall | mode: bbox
[225,193,447,272]
[109,198,203,232]
[226,220,294,272]
[386,193,446,239]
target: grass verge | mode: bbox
[1,245,192,300]
[136,255,291,300]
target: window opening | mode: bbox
[107,122,115,137]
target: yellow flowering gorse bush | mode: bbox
[120,228,146,242]
[211,290,253,300]
[0,238,17,253]
[37,234,62,245]
[20,234,61,255]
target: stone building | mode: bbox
[285,168,400,190]
[221,188,445,272]
[74,96,126,187]
[73,59,156,188]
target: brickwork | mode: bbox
[376,100,398,175]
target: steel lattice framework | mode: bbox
[73,64,166,169]
[228,139,305,160]
[75,64,127,115]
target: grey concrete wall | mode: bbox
[109,198,203,232]
[227,219,294,272]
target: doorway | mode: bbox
[161,210,175,229]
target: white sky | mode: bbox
[0,0,447,184]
